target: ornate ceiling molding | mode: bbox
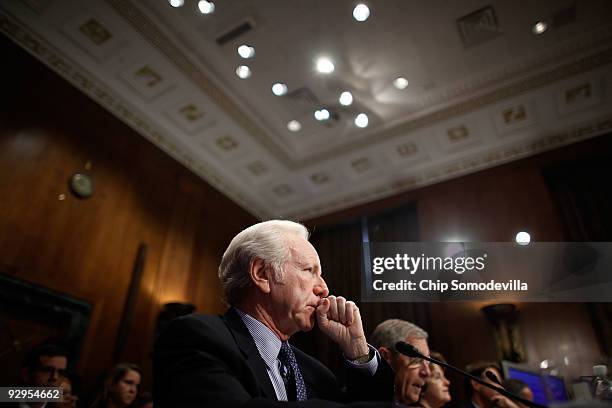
[105,0,291,167]
[106,0,612,169]
[289,114,612,220]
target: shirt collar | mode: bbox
[236,308,282,369]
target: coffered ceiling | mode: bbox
[2,0,611,219]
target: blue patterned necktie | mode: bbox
[278,341,308,401]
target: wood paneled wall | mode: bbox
[0,36,256,389]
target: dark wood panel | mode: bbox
[0,35,256,391]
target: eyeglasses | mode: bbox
[407,356,431,369]
[36,366,67,377]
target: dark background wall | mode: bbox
[304,131,612,405]
[2,30,611,406]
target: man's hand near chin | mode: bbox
[315,295,369,360]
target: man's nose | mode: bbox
[420,363,431,377]
[314,275,329,298]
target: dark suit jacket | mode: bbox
[154,308,395,407]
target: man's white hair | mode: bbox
[218,220,309,305]
[370,319,428,352]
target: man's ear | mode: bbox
[378,347,394,366]
[249,257,271,293]
[470,379,480,392]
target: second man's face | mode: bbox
[389,337,432,405]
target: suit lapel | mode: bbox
[223,308,278,400]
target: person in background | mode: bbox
[16,342,70,408]
[370,319,432,406]
[90,363,141,408]
[52,374,78,408]
[418,351,451,408]
[503,379,533,407]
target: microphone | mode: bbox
[395,341,421,358]
[395,341,547,408]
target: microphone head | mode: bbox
[395,341,422,357]
[484,369,502,385]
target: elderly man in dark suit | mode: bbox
[154,220,395,407]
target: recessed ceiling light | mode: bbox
[316,57,335,74]
[515,231,531,245]
[169,0,184,7]
[272,83,288,96]
[353,4,370,22]
[287,120,302,132]
[532,20,548,35]
[339,91,353,106]
[235,65,251,79]
[393,77,409,90]
[355,113,369,128]
[237,44,255,59]
[314,109,330,121]
[198,0,215,14]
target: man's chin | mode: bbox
[298,314,315,332]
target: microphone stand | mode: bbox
[395,341,547,408]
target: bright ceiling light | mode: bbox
[515,231,531,245]
[393,77,409,90]
[353,4,370,22]
[235,65,251,79]
[532,20,548,35]
[272,83,288,96]
[339,91,353,106]
[355,113,369,128]
[314,109,330,121]
[237,44,255,59]
[287,120,302,132]
[169,0,184,7]
[198,0,215,14]
[316,57,335,74]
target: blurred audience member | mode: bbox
[51,374,78,408]
[22,343,69,387]
[419,351,451,408]
[370,319,432,406]
[16,343,69,408]
[503,379,533,407]
[90,363,141,408]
